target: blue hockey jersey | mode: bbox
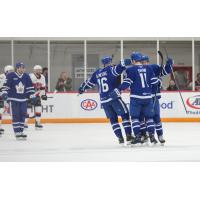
[148,63,172,99]
[119,64,158,99]
[80,64,125,104]
[3,72,35,102]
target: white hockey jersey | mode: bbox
[0,73,6,89]
[29,73,46,96]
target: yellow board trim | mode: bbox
[2,118,200,124]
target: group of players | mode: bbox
[0,52,173,144]
[0,62,47,139]
[79,52,174,146]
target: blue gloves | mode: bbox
[78,86,84,94]
[109,88,121,100]
[124,58,132,66]
[166,58,174,66]
[1,92,8,101]
[29,94,37,105]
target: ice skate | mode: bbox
[126,135,134,146]
[141,133,149,144]
[131,135,142,146]
[118,137,125,146]
[15,132,27,140]
[149,134,158,145]
[158,135,165,145]
[35,122,43,130]
[0,128,4,136]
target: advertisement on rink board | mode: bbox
[3,92,200,120]
[34,92,200,118]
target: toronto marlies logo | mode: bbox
[186,95,200,109]
[15,81,25,94]
[81,99,98,111]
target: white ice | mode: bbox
[0,123,200,161]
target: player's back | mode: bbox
[127,65,156,99]
[95,65,121,103]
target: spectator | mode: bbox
[55,72,72,92]
[195,73,200,91]
[166,80,178,91]
[42,67,48,91]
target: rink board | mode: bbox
[3,91,200,123]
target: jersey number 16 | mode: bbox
[98,77,109,93]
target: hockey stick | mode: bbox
[163,47,188,114]
[152,50,164,109]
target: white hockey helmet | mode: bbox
[33,65,42,71]
[4,65,14,73]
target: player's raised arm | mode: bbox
[161,57,174,76]
[78,71,97,94]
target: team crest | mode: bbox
[15,81,25,94]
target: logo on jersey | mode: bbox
[15,81,24,94]
[186,95,200,109]
[81,99,98,111]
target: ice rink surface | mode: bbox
[0,122,200,162]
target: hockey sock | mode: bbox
[131,118,140,137]
[121,114,132,136]
[140,121,147,136]
[110,118,123,138]
[146,119,155,136]
[35,106,41,123]
[155,122,163,136]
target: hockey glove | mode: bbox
[1,91,8,101]
[78,86,84,94]
[109,88,121,100]
[29,94,37,105]
[41,95,48,100]
[1,92,8,101]
[166,58,174,66]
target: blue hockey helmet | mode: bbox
[101,56,112,65]
[141,55,150,62]
[124,58,132,66]
[16,62,25,68]
[130,52,143,62]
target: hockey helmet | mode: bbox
[130,52,143,62]
[4,65,14,73]
[141,55,150,62]
[101,56,112,65]
[33,65,42,71]
[16,62,25,68]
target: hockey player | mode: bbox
[0,65,15,135]
[141,55,173,144]
[25,65,47,129]
[78,56,133,145]
[110,52,159,145]
[2,62,36,139]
